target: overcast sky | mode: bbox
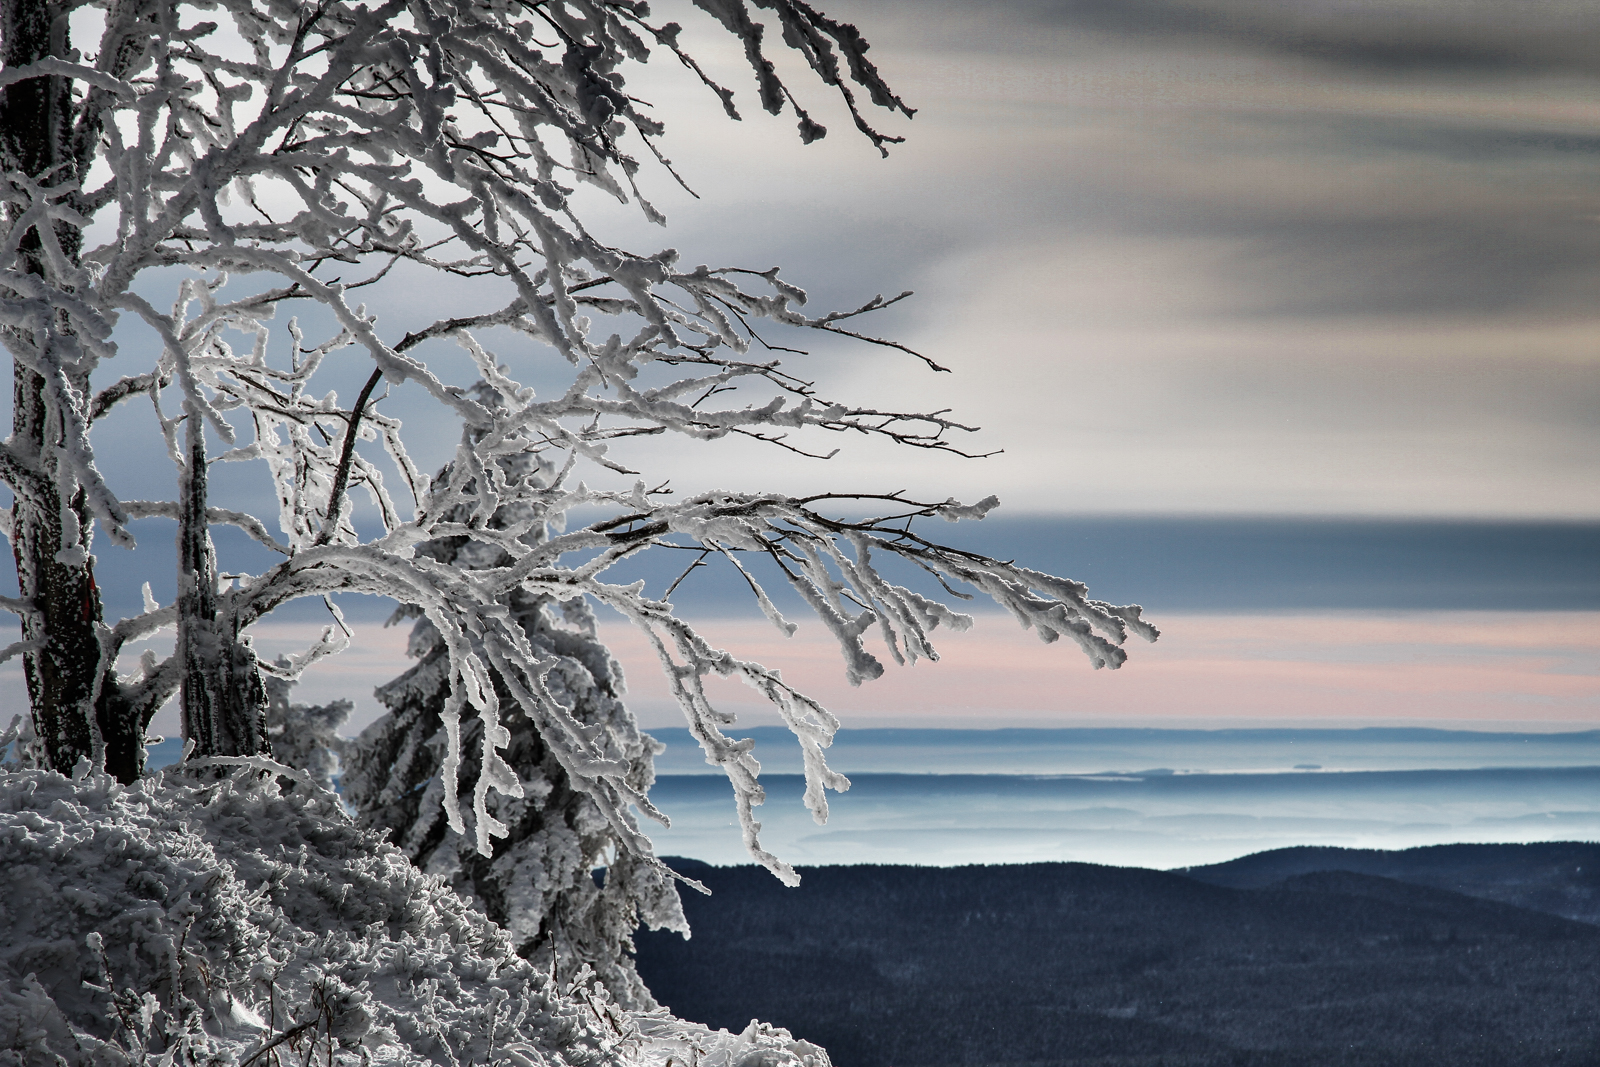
[67,0,1600,523]
[11,0,1600,738]
[542,0,1600,517]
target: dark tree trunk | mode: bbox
[0,0,142,781]
[176,410,271,759]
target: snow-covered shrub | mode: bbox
[0,767,827,1067]
[0,715,44,773]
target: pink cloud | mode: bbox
[597,612,1600,730]
[114,610,1600,737]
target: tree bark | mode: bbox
[176,408,271,759]
[0,0,143,781]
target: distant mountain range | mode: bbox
[645,725,1600,776]
[635,843,1600,1067]
[1182,842,1600,926]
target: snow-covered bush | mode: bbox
[0,766,828,1067]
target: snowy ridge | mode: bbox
[0,769,826,1067]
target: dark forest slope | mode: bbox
[636,851,1600,1067]
[1180,841,1600,925]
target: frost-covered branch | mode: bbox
[122,500,292,555]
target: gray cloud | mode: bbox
[652,3,1600,327]
[17,0,1600,538]
[1048,106,1600,319]
[926,0,1600,77]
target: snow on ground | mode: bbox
[0,767,827,1067]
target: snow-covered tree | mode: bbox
[341,439,687,1007]
[263,659,351,792]
[0,0,1158,1003]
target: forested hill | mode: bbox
[1181,841,1600,924]
[636,846,1600,1067]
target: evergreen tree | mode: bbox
[346,446,686,1008]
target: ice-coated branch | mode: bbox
[122,500,293,555]
[88,370,165,423]
[206,449,1153,880]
